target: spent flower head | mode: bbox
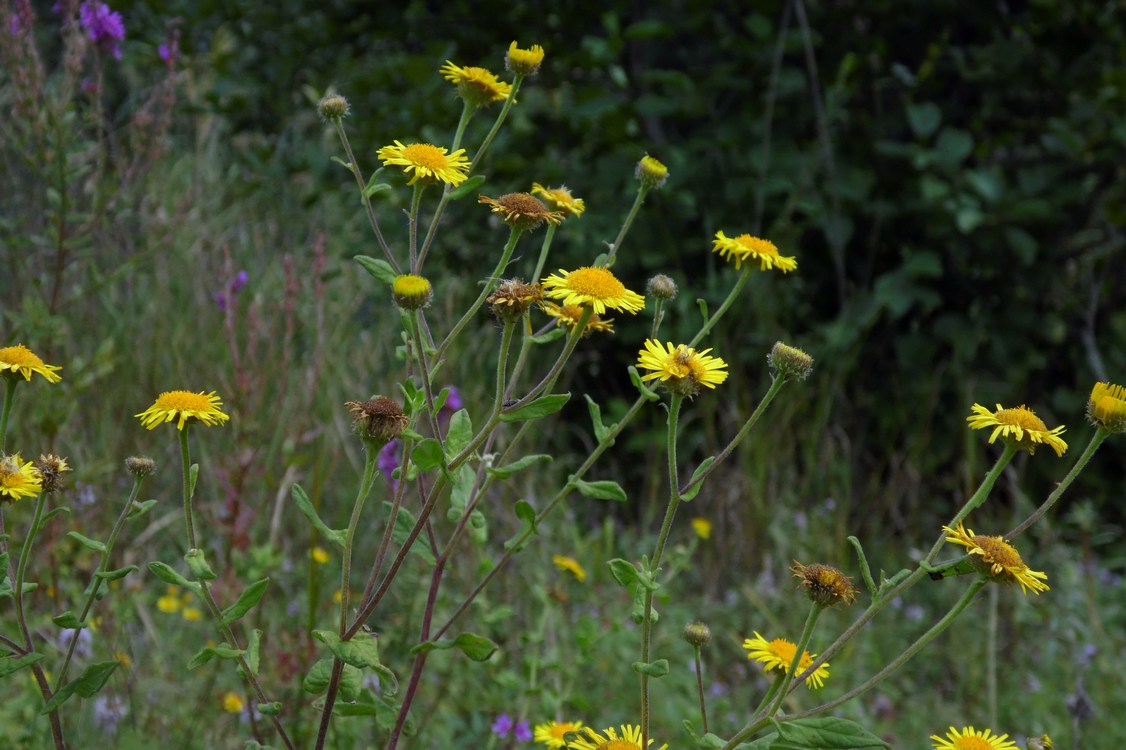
[488,279,543,321]
[791,561,858,607]
[377,141,469,186]
[0,453,42,503]
[392,274,433,311]
[712,231,797,272]
[541,302,614,335]
[534,720,585,748]
[34,454,70,494]
[768,341,814,381]
[317,93,350,121]
[125,456,156,478]
[0,344,63,383]
[967,403,1067,457]
[345,397,409,445]
[646,274,678,301]
[136,391,230,431]
[1087,381,1126,433]
[635,155,669,189]
[930,726,1018,750]
[570,724,667,750]
[684,621,711,647]
[637,339,728,397]
[440,61,511,108]
[743,631,830,689]
[530,183,585,218]
[541,267,645,316]
[943,522,1049,595]
[505,41,545,76]
[479,193,563,232]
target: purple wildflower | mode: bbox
[378,440,401,490]
[158,28,180,65]
[213,270,250,311]
[491,714,513,737]
[79,2,125,59]
[443,385,463,412]
[514,721,532,742]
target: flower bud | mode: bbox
[125,456,157,478]
[392,275,433,311]
[505,41,545,76]
[683,621,711,647]
[646,274,678,301]
[635,155,669,189]
[1087,381,1126,433]
[767,341,814,381]
[317,94,350,121]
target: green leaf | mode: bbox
[292,484,345,548]
[608,558,640,587]
[363,182,391,200]
[37,506,71,531]
[631,659,669,677]
[584,395,614,443]
[530,327,566,345]
[571,477,627,502]
[906,101,942,138]
[187,644,246,670]
[0,652,44,678]
[771,717,890,749]
[628,366,660,401]
[302,657,335,694]
[486,454,552,479]
[257,701,281,717]
[696,298,708,321]
[331,156,352,170]
[94,564,139,582]
[41,661,118,713]
[221,578,270,625]
[447,174,486,200]
[127,499,158,519]
[312,630,383,670]
[147,562,202,595]
[246,629,262,676]
[0,552,9,598]
[503,500,539,551]
[339,663,364,702]
[934,127,974,167]
[189,463,199,498]
[410,632,497,662]
[384,502,436,566]
[66,531,106,554]
[679,457,715,501]
[444,409,473,460]
[184,548,217,581]
[410,439,446,472]
[354,255,398,287]
[499,393,570,422]
[52,611,83,629]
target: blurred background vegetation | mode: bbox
[2,0,1124,747]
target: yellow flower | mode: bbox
[637,339,728,396]
[376,140,470,186]
[743,631,830,689]
[1087,381,1126,433]
[791,561,858,607]
[943,522,1049,595]
[541,267,645,316]
[691,517,712,540]
[391,274,433,311]
[222,691,245,714]
[113,651,132,668]
[930,725,1018,750]
[711,231,797,272]
[0,344,63,383]
[635,155,669,189]
[479,193,563,232]
[311,546,330,565]
[540,302,614,335]
[333,588,343,604]
[570,724,667,750]
[156,593,181,614]
[136,390,230,431]
[552,554,586,582]
[0,453,42,502]
[182,606,203,622]
[531,183,585,217]
[505,41,545,76]
[966,403,1067,457]
[534,720,585,749]
[440,60,512,107]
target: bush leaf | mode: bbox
[221,578,270,625]
[500,393,570,422]
[292,484,345,548]
[410,632,497,662]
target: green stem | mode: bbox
[693,644,709,734]
[0,378,16,452]
[986,584,998,726]
[450,100,474,152]
[339,445,379,633]
[470,74,525,173]
[408,183,426,275]
[750,673,786,718]
[334,120,398,272]
[179,428,197,550]
[1007,428,1109,540]
[923,443,1016,564]
[689,266,753,347]
[416,103,475,270]
[649,299,666,340]
[530,222,558,284]
[506,307,592,412]
[56,475,145,686]
[603,186,649,268]
[762,604,822,719]
[13,492,47,649]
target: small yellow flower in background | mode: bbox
[542,267,645,315]
[637,339,729,396]
[376,140,469,186]
[691,517,712,540]
[333,588,343,604]
[966,403,1067,457]
[943,522,1049,595]
[505,41,545,76]
[136,391,230,431]
[182,606,203,622]
[552,554,587,582]
[533,719,585,749]
[743,631,830,689]
[479,193,563,232]
[440,60,512,107]
[635,155,669,189]
[0,344,63,383]
[541,302,614,335]
[311,546,330,565]
[0,454,42,502]
[530,183,585,218]
[712,231,797,273]
[791,561,859,607]
[1087,381,1126,433]
[156,586,182,614]
[570,724,667,750]
[113,651,132,668]
[930,725,1018,750]
[222,691,245,714]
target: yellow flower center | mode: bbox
[392,275,431,298]
[769,639,797,664]
[0,345,45,367]
[565,267,626,299]
[735,235,782,257]
[400,143,451,171]
[498,192,550,217]
[952,738,995,750]
[155,391,216,412]
[550,723,581,739]
[972,535,1023,570]
[995,405,1049,432]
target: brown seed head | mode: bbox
[792,561,858,607]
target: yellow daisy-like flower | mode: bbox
[0,453,42,502]
[541,267,645,316]
[505,41,545,76]
[541,302,614,335]
[552,554,587,582]
[136,390,230,431]
[376,140,470,187]
[712,231,797,273]
[479,193,563,232]
[569,724,667,750]
[311,546,330,565]
[182,606,203,622]
[691,517,712,540]
[1087,381,1126,433]
[635,155,669,189]
[930,725,1018,750]
[743,631,830,689]
[0,344,62,383]
[637,339,729,396]
[531,183,585,217]
[533,720,585,749]
[222,691,245,714]
[966,403,1067,457]
[440,60,512,107]
[942,522,1049,595]
[156,593,181,614]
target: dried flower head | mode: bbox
[646,274,678,301]
[967,403,1067,457]
[0,453,42,503]
[136,391,230,431]
[0,344,63,383]
[791,561,858,607]
[540,302,614,335]
[530,183,585,218]
[487,278,542,321]
[441,61,511,108]
[943,522,1049,595]
[392,274,433,311]
[34,454,70,494]
[637,339,728,397]
[377,141,470,186]
[479,193,563,232]
[345,397,409,444]
[317,93,350,121]
[712,231,797,272]
[1087,381,1126,433]
[635,155,669,189]
[768,342,814,381]
[684,621,712,647]
[124,456,156,478]
[505,41,545,76]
